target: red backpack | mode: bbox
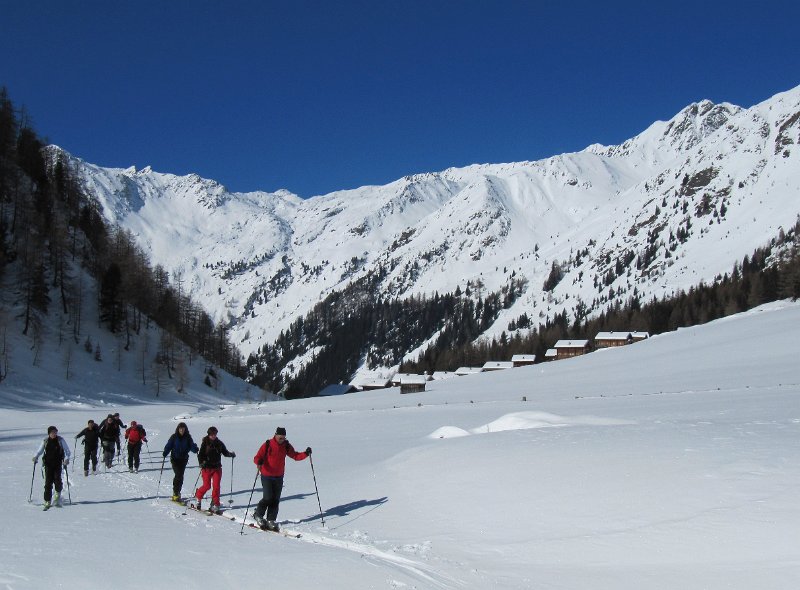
[127,424,144,444]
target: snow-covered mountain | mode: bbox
[61,84,800,363]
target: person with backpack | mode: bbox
[124,420,147,472]
[251,427,311,531]
[193,426,235,513]
[162,422,199,502]
[32,426,71,510]
[75,419,100,476]
[112,413,126,456]
[98,414,120,468]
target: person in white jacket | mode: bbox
[33,426,71,509]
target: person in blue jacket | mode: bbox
[162,422,199,502]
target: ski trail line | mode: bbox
[97,462,468,589]
[223,511,467,590]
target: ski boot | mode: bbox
[171,494,182,503]
[84,470,89,477]
[254,514,267,529]
[54,492,63,507]
[210,503,221,514]
[43,501,51,511]
[266,520,279,532]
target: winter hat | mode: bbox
[47,426,58,434]
[275,427,287,436]
[207,426,218,435]
[130,420,137,426]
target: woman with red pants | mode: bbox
[194,426,235,513]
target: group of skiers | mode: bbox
[72,413,147,474]
[33,419,312,531]
[33,412,146,510]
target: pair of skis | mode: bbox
[180,499,301,538]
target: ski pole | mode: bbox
[28,460,37,502]
[72,439,78,475]
[192,468,202,497]
[156,456,166,500]
[309,455,325,527]
[64,461,72,505]
[229,456,235,505]
[143,440,151,471]
[239,468,260,535]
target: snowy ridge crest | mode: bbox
[60,85,800,368]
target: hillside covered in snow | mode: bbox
[36,87,800,395]
[64,85,800,368]
[3,301,799,589]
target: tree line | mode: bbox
[0,87,244,386]
[246,211,799,398]
[403,219,800,374]
[246,267,528,397]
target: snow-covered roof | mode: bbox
[595,331,631,341]
[511,354,536,362]
[554,339,589,348]
[632,332,650,339]
[359,380,390,389]
[544,348,558,358]
[482,361,514,370]
[391,372,418,384]
[400,375,428,385]
[455,367,483,376]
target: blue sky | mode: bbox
[2,1,799,198]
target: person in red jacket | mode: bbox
[124,420,147,472]
[251,427,311,531]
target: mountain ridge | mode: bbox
[55,84,800,379]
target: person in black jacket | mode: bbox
[33,426,71,509]
[193,426,235,513]
[75,419,100,476]
[112,412,126,455]
[162,422,199,502]
[98,414,120,468]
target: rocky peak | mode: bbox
[661,100,740,150]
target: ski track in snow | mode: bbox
[573,381,800,400]
[83,454,468,590]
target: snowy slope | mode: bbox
[60,84,800,363]
[3,301,799,589]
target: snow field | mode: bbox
[1,301,799,589]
